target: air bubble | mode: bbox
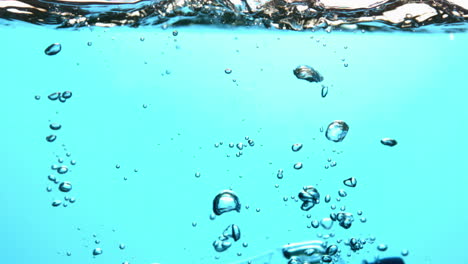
[70,160,76,165]
[277,169,284,179]
[48,174,57,183]
[291,143,303,152]
[338,189,347,197]
[213,190,241,215]
[330,161,337,167]
[195,172,201,178]
[401,249,409,256]
[223,224,241,241]
[48,92,60,100]
[325,194,331,203]
[377,244,388,251]
[45,43,61,55]
[213,240,232,252]
[360,217,367,223]
[172,30,178,36]
[46,186,52,192]
[92,248,103,256]
[326,245,338,255]
[46,135,57,142]
[225,68,232,74]
[57,166,68,174]
[293,65,323,82]
[52,200,62,207]
[320,218,334,229]
[62,91,72,99]
[59,182,72,192]
[311,220,319,228]
[87,41,92,46]
[325,121,349,142]
[242,242,248,247]
[298,186,320,211]
[35,95,40,100]
[381,138,398,147]
[321,85,328,98]
[293,162,303,170]
[50,123,62,130]
[343,177,357,187]
[192,222,197,227]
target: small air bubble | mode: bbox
[401,249,409,256]
[225,68,232,74]
[172,30,178,36]
[44,43,61,56]
[50,123,62,130]
[92,248,103,256]
[46,135,57,142]
[291,143,303,152]
[59,181,72,192]
[87,41,92,46]
[377,244,388,251]
[293,162,303,170]
[35,95,41,100]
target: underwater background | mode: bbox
[1,1,468,264]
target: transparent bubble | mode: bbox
[70,160,76,165]
[292,143,303,152]
[330,161,337,167]
[338,189,347,197]
[57,166,69,174]
[225,68,232,74]
[248,139,255,146]
[325,195,331,203]
[48,92,60,101]
[50,123,62,130]
[35,95,41,100]
[46,186,52,192]
[195,172,201,178]
[62,91,72,99]
[140,36,145,41]
[293,162,303,170]
[213,239,232,252]
[59,182,72,192]
[377,244,388,251]
[229,143,234,148]
[172,30,178,36]
[116,164,121,169]
[326,245,338,255]
[337,212,354,229]
[357,210,363,215]
[381,138,398,147]
[223,224,241,241]
[360,217,367,223]
[343,177,357,188]
[325,121,349,142]
[69,197,76,203]
[48,174,57,183]
[66,251,71,256]
[142,104,148,108]
[213,190,241,215]
[87,41,92,46]
[311,220,319,228]
[298,186,320,211]
[45,43,61,55]
[95,240,100,244]
[321,85,329,98]
[92,248,103,256]
[401,249,409,256]
[293,65,323,82]
[320,218,334,229]
[209,213,216,220]
[277,169,284,179]
[46,135,57,142]
[242,242,248,247]
[52,200,62,207]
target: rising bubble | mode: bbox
[52,200,62,207]
[50,123,62,130]
[62,91,72,99]
[59,181,72,192]
[377,244,388,251]
[343,177,357,187]
[92,248,103,256]
[45,43,61,55]
[213,190,241,216]
[46,135,57,142]
[293,65,323,82]
[325,121,349,142]
[381,138,398,147]
[298,186,320,211]
[291,143,303,152]
[293,162,303,170]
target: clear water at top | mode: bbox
[1,1,468,264]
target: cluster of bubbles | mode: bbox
[213,136,255,158]
[298,186,320,211]
[211,191,243,253]
[212,224,241,252]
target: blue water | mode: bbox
[1,23,468,264]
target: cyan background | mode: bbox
[1,23,467,264]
